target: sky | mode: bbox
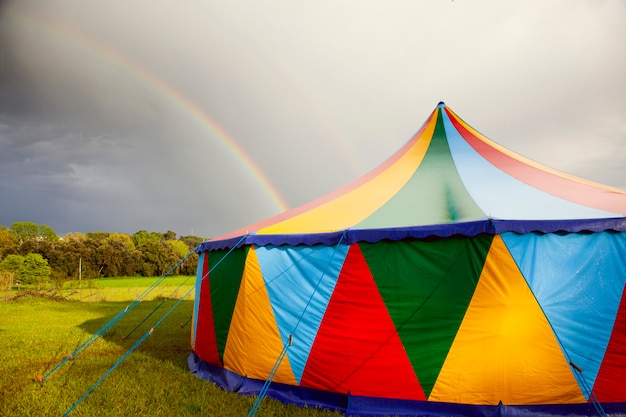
[0,0,625,238]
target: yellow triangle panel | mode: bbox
[258,110,437,234]
[223,247,296,385]
[429,235,585,405]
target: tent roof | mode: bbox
[201,102,626,250]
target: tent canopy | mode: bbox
[190,102,626,416]
[201,102,626,251]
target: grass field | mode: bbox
[3,276,196,303]
[0,281,342,416]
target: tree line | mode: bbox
[0,221,205,286]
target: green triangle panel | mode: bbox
[300,244,426,400]
[208,247,248,363]
[359,235,492,396]
[356,110,485,229]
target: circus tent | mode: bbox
[189,102,626,416]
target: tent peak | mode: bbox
[437,101,447,108]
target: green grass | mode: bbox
[0,295,342,416]
[4,276,196,303]
[69,275,196,302]
[90,276,194,289]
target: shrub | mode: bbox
[15,253,51,285]
[0,271,12,290]
[0,254,24,273]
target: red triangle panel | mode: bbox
[592,283,626,401]
[300,244,426,400]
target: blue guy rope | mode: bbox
[60,235,248,415]
[121,297,167,341]
[569,361,607,417]
[62,328,154,417]
[291,231,346,338]
[63,286,195,417]
[122,274,197,341]
[179,315,193,328]
[247,232,347,417]
[40,245,200,383]
[247,341,290,417]
[490,220,607,417]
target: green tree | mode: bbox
[64,232,86,241]
[167,240,190,258]
[76,236,100,279]
[0,229,19,259]
[0,254,25,273]
[86,233,135,277]
[105,233,135,250]
[38,224,59,242]
[179,252,198,275]
[132,230,162,247]
[15,253,51,285]
[179,235,205,250]
[9,222,57,243]
[46,233,85,280]
[137,240,178,276]
[10,222,39,241]
[86,231,110,241]
[0,254,24,289]
[0,226,204,279]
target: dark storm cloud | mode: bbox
[0,0,625,237]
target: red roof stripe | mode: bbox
[445,107,626,214]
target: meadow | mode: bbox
[6,275,197,302]
[0,278,342,416]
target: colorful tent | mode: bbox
[189,102,626,416]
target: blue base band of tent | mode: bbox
[188,352,348,413]
[198,217,626,251]
[188,352,626,417]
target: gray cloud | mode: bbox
[1,0,624,237]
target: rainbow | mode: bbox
[222,12,365,175]
[6,6,290,213]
